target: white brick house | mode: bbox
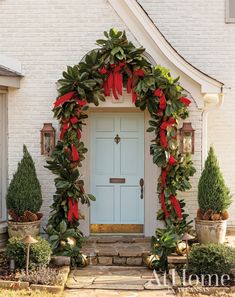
[0,0,234,239]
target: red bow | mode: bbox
[180,97,191,106]
[68,197,79,222]
[54,92,76,108]
[160,192,170,218]
[71,144,80,162]
[104,61,126,100]
[170,195,182,219]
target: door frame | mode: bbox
[78,107,159,237]
[90,112,145,233]
[0,90,8,223]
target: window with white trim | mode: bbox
[226,0,235,23]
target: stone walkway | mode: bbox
[65,266,175,296]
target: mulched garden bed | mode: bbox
[0,251,70,293]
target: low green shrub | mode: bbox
[6,236,52,269]
[188,244,235,276]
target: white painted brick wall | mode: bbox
[139,0,235,225]
[0,0,206,229]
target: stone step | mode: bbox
[81,236,151,267]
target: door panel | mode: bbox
[94,186,115,223]
[91,113,144,229]
[120,138,139,175]
[120,186,140,223]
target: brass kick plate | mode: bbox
[90,224,144,233]
[109,178,126,184]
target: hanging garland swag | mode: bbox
[46,29,195,254]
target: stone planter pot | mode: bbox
[195,218,227,244]
[8,220,41,238]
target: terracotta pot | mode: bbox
[8,220,41,238]
[195,218,227,244]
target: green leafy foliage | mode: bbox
[188,244,235,276]
[151,226,178,271]
[6,145,42,217]
[198,147,232,213]
[6,236,52,269]
[47,28,195,269]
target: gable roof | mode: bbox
[108,0,223,94]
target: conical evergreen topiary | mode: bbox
[6,145,42,217]
[198,147,232,213]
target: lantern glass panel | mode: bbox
[182,132,193,153]
[44,133,51,155]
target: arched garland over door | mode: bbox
[46,29,195,266]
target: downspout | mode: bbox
[201,91,224,167]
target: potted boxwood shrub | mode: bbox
[6,145,43,238]
[195,147,232,244]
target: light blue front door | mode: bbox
[91,113,144,228]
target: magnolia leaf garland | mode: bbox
[46,29,196,255]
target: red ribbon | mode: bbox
[77,100,87,107]
[170,195,182,219]
[160,117,176,130]
[60,116,80,140]
[169,154,177,165]
[160,192,170,218]
[60,123,69,140]
[161,169,167,188]
[160,129,167,148]
[77,129,81,139]
[104,61,126,100]
[68,197,79,222]
[180,97,191,106]
[71,144,79,162]
[159,94,166,110]
[54,91,76,108]
[154,88,163,97]
[70,116,78,125]
[132,91,137,103]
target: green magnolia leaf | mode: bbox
[59,220,67,234]
[87,194,96,201]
